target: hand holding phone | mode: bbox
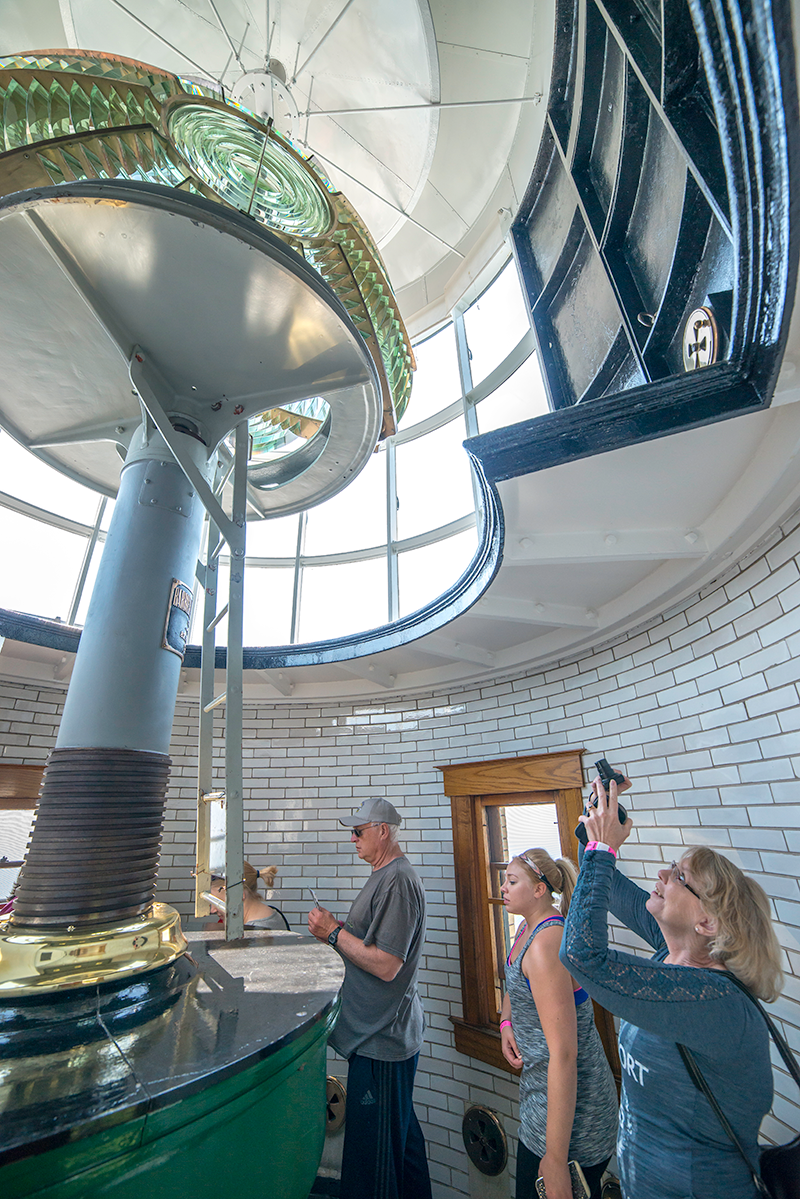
[574,758,629,846]
[308,888,321,909]
[535,1161,590,1199]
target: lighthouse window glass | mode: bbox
[0,508,87,619]
[303,449,387,556]
[464,260,532,388]
[476,352,549,433]
[245,513,301,558]
[0,431,104,525]
[398,527,478,618]
[242,565,294,645]
[398,322,461,427]
[299,557,388,641]
[395,418,475,541]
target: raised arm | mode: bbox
[578,840,665,953]
[561,851,750,1054]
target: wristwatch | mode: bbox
[327,926,341,948]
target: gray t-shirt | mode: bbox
[329,855,426,1062]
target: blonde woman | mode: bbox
[562,775,784,1199]
[501,848,618,1199]
[207,861,289,929]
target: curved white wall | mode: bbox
[3,503,800,1197]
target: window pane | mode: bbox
[0,432,104,524]
[395,418,474,540]
[398,527,477,616]
[0,509,87,618]
[245,513,300,558]
[401,323,462,427]
[494,801,562,950]
[188,561,295,646]
[0,809,36,897]
[243,565,295,644]
[476,352,549,433]
[299,558,387,641]
[464,260,531,388]
[304,448,387,555]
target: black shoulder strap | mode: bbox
[721,971,800,1089]
[677,971,800,1199]
[677,1043,770,1195]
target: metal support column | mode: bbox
[223,421,249,940]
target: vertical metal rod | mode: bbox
[454,311,482,515]
[196,518,221,918]
[67,496,107,625]
[304,74,314,147]
[224,421,248,940]
[386,440,399,622]
[246,119,272,217]
[293,0,358,80]
[289,512,306,643]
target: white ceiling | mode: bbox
[2,0,800,704]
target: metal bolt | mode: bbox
[115,426,125,435]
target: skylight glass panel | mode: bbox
[299,557,387,641]
[0,432,104,524]
[464,260,531,388]
[304,448,387,555]
[398,527,478,617]
[0,510,87,619]
[395,416,475,540]
[400,323,462,427]
[476,352,549,432]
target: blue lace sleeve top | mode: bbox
[560,848,772,1199]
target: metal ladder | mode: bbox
[193,422,249,940]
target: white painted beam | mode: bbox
[423,635,495,667]
[505,528,708,565]
[340,660,397,689]
[472,596,599,628]
[258,670,294,697]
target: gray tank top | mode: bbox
[505,915,618,1163]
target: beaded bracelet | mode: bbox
[586,841,617,858]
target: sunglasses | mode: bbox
[352,822,381,838]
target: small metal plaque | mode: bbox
[162,578,193,659]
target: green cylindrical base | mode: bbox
[1,999,338,1199]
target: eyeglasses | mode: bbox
[352,822,381,838]
[670,861,702,900]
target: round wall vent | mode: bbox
[326,1076,346,1134]
[462,1104,508,1175]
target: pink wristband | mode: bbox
[500,1019,512,1030]
[586,841,617,858]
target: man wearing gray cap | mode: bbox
[308,797,431,1199]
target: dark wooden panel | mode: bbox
[0,764,43,809]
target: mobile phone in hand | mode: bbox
[535,1160,590,1199]
[574,758,628,845]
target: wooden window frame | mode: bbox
[439,749,620,1082]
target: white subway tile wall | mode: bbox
[2,507,800,1198]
